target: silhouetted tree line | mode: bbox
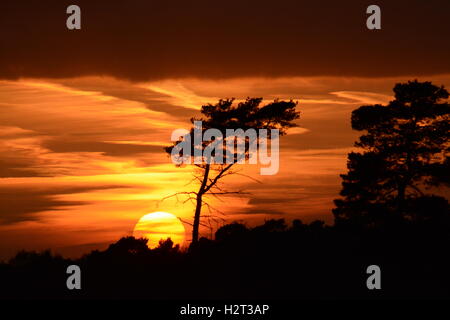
[0,80,448,299]
[1,215,450,299]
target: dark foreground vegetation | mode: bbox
[0,80,448,300]
[1,217,450,300]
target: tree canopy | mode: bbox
[333,80,450,228]
[165,98,300,243]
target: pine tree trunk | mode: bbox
[192,164,210,244]
[192,193,203,244]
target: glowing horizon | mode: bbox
[1,75,450,260]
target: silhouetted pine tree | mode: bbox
[165,98,299,243]
[333,80,450,228]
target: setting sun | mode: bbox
[133,212,186,248]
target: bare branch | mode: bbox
[161,191,198,202]
[208,191,250,195]
[235,172,263,184]
[203,163,235,194]
[201,199,227,217]
[179,218,194,226]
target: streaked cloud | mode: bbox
[1,74,449,259]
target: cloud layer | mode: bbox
[1,0,449,81]
[1,76,449,258]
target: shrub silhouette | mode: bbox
[0,217,450,299]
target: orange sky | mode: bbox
[1,74,449,259]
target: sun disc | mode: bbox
[133,211,185,249]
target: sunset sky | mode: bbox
[0,0,449,259]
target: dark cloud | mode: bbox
[55,78,200,118]
[0,158,48,178]
[235,175,343,223]
[1,0,449,81]
[0,184,130,224]
[239,208,287,216]
[0,144,51,178]
[43,139,163,156]
[282,121,358,151]
[0,127,49,177]
[248,196,300,206]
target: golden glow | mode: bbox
[2,75,450,259]
[133,211,186,248]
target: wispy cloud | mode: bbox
[330,91,392,104]
[1,74,450,258]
